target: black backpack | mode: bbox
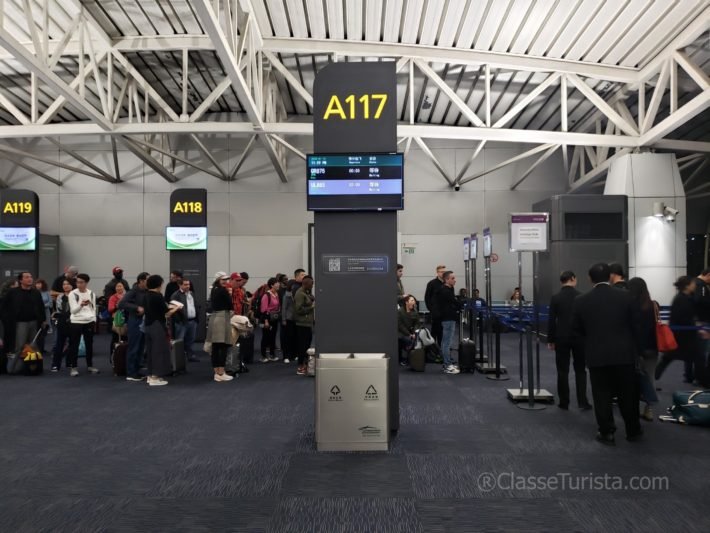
[250,284,268,320]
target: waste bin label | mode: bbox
[358,425,382,438]
[364,385,379,401]
[329,385,343,401]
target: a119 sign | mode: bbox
[3,201,33,214]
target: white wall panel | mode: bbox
[228,192,308,235]
[143,236,170,279]
[143,193,170,236]
[58,236,144,283]
[59,193,144,235]
[38,193,60,233]
[399,191,484,234]
[229,236,304,289]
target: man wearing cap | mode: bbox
[50,266,78,300]
[103,267,130,299]
[230,273,246,315]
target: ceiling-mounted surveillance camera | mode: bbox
[664,206,679,216]
[454,184,461,192]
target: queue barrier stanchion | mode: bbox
[513,326,546,411]
[486,314,509,381]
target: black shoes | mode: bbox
[557,404,569,410]
[595,432,615,446]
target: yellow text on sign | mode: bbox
[3,201,33,214]
[323,94,388,120]
[173,201,203,214]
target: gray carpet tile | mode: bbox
[559,497,710,533]
[153,454,290,498]
[416,498,585,533]
[406,453,551,499]
[281,453,414,498]
[268,497,423,533]
[108,498,275,532]
[389,424,514,455]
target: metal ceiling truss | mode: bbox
[0,0,707,191]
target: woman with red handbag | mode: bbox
[655,276,700,384]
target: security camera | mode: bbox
[454,184,461,192]
[664,206,679,216]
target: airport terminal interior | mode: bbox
[1,1,710,532]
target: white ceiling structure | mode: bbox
[0,0,708,194]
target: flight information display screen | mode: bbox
[307,153,404,211]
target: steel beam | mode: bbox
[194,0,288,182]
[568,148,632,192]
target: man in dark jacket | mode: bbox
[170,278,199,362]
[163,270,183,303]
[118,272,149,381]
[572,263,643,445]
[436,271,461,374]
[424,265,446,344]
[5,272,46,353]
[547,271,591,411]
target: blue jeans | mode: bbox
[126,315,145,377]
[441,320,456,367]
[174,319,197,358]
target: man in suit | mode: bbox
[609,263,627,290]
[572,263,643,445]
[547,271,591,411]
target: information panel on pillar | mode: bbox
[307,153,404,211]
[463,237,470,263]
[470,234,478,260]
[170,189,207,227]
[483,228,492,258]
[0,189,39,228]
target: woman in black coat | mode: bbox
[655,276,699,384]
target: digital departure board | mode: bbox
[307,153,404,211]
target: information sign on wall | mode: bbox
[509,213,549,252]
[0,189,39,228]
[169,189,207,227]
[463,237,470,262]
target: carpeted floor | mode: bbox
[1,330,709,532]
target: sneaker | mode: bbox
[51,367,59,373]
[126,375,146,382]
[260,357,270,363]
[642,405,654,422]
[70,368,79,377]
[296,365,306,375]
[283,358,291,364]
[444,365,460,375]
[268,355,279,362]
[147,377,168,386]
[214,373,233,382]
[87,367,100,374]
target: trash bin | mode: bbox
[315,353,389,451]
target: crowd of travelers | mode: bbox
[0,266,315,386]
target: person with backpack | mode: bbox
[50,279,74,372]
[259,277,281,363]
[103,266,130,300]
[66,273,99,377]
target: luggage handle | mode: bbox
[687,390,710,404]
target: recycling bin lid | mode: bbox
[319,353,353,359]
[352,353,386,359]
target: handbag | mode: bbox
[415,328,436,348]
[655,305,678,352]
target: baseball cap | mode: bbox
[230,272,242,281]
[112,266,123,275]
[214,271,228,280]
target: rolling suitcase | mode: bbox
[111,341,128,376]
[225,345,240,375]
[170,339,187,375]
[409,347,426,372]
[239,334,255,364]
[458,339,476,373]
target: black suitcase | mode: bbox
[458,339,476,373]
[170,339,186,375]
[239,334,255,364]
[111,341,127,376]
[409,347,426,372]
